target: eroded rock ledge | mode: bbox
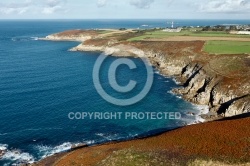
[43,30,250,119]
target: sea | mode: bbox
[0,19,249,165]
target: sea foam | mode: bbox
[35,142,72,159]
[0,144,34,164]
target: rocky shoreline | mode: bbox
[41,29,249,120]
[71,46,249,120]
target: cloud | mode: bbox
[130,0,155,9]
[0,0,32,15]
[199,0,250,13]
[42,6,64,14]
[97,0,108,7]
[0,0,68,15]
[0,7,29,15]
[42,0,68,14]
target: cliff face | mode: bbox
[162,62,249,118]
[43,31,250,119]
[133,42,250,118]
[71,41,249,118]
[44,35,92,42]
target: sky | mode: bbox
[0,0,250,19]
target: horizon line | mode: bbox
[0,18,250,21]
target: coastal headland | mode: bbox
[35,28,250,165]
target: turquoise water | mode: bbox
[0,19,249,165]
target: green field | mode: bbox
[128,29,250,41]
[97,30,114,34]
[204,41,250,54]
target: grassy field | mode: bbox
[128,30,250,41]
[204,41,250,54]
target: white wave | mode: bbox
[177,106,208,126]
[1,151,34,164]
[11,36,37,42]
[96,133,104,137]
[31,37,37,40]
[52,142,72,154]
[167,90,174,95]
[167,91,182,99]
[185,105,209,125]
[35,142,72,159]
[187,116,206,125]
[36,140,96,160]
[154,70,160,75]
[128,133,138,138]
[172,78,181,84]
[0,144,8,151]
[95,133,118,141]
[0,145,34,164]
[194,105,209,115]
[84,140,95,144]
[11,37,27,42]
[194,105,209,123]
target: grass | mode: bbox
[127,30,250,41]
[98,149,250,166]
[98,149,177,166]
[204,41,250,54]
[97,30,114,34]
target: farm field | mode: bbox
[128,29,250,41]
[204,41,250,54]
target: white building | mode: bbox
[163,28,182,33]
[237,31,250,35]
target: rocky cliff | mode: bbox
[132,41,249,118]
[43,31,250,119]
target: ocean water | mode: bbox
[0,19,249,165]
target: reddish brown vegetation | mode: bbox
[84,39,111,46]
[56,30,98,37]
[36,117,250,166]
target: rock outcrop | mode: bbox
[42,35,92,42]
